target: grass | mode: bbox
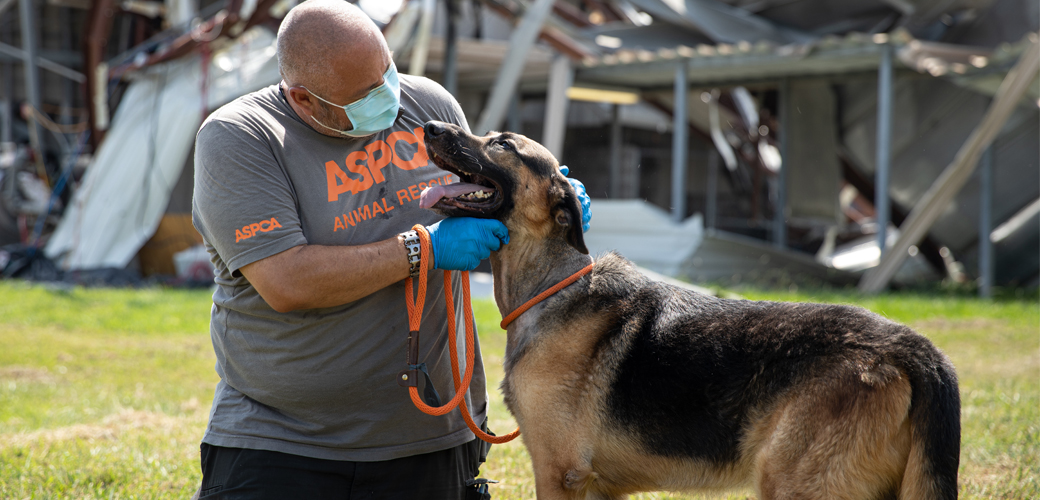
[0,283,213,498]
[0,280,1036,499]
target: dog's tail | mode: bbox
[899,334,961,500]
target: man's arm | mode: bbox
[240,216,509,313]
[240,235,423,313]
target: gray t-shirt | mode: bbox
[192,75,487,461]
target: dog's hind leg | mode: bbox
[524,428,597,500]
[564,468,598,493]
[753,363,913,500]
[530,460,590,500]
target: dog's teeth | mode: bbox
[456,189,493,202]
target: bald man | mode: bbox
[191,1,524,498]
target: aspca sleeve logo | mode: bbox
[325,127,430,202]
[235,217,282,242]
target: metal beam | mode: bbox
[408,0,436,76]
[18,0,43,156]
[859,39,1040,293]
[978,147,994,298]
[626,0,813,45]
[706,150,718,229]
[60,5,75,128]
[16,0,41,101]
[383,0,421,54]
[0,42,86,83]
[671,60,688,223]
[507,92,521,134]
[775,78,790,247]
[443,0,459,96]
[609,103,621,198]
[0,0,15,18]
[477,0,594,60]
[475,0,555,134]
[838,147,947,274]
[874,43,893,258]
[1,14,12,144]
[542,54,572,158]
[83,0,117,147]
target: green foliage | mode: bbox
[0,281,1035,499]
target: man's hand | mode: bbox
[427,217,509,271]
[560,166,592,233]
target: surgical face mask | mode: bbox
[305,62,401,137]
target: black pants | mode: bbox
[197,437,492,500]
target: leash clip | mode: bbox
[398,361,442,406]
[397,368,418,387]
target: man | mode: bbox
[191,1,589,498]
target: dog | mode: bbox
[420,120,960,500]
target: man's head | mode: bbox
[277,0,394,137]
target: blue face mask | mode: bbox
[306,62,401,137]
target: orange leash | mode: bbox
[403,225,520,444]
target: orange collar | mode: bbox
[499,261,595,329]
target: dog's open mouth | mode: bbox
[419,151,502,214]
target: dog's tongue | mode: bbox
[419,182,494,209]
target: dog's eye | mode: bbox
[496,139,516,152]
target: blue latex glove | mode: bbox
[426,217,510,271]
[559,165,592,233]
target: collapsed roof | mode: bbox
[3,0,1035,290]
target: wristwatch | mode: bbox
[402,230,422,278]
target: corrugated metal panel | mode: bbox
[685,229,862,286]
[575,31,917,89]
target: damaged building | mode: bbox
[0,0,1037,294]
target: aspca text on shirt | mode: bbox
[234,126,449,242]
[325,126,452,232]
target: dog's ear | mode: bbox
[554,180,589,254]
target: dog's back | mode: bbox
[576,253,960,499]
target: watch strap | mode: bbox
[402,230,422,278]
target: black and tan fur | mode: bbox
[422,121,961,500]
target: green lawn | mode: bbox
[0,280,1036,499]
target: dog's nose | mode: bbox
[425,121,447,137]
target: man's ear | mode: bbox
[554,181,589,254]
[286,86,318,113]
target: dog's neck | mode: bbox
[489,233,592,324]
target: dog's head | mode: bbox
[421,121,588,254]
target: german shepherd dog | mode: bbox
[420,120,960,500]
